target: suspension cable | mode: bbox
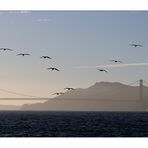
[0,88,46,98]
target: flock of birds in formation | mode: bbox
[0,43,143,96]
[0,47,60,71]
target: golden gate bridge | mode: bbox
[0,79,147,101]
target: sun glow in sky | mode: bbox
[0,11,148,105]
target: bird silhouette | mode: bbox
[0,48,13,51]
[110,60,122,63]
[40,56,52,59]
[129,44,143,47]
[53,92,64,95]
[17,53,30,56]
[64,88,75,90]
[97,69,108,73]
[47,67,60,71]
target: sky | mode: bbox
[0,11,148,105]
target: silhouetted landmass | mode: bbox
[21,82,148,111]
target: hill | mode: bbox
[21,81,148,111]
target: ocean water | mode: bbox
[0,111,148,137]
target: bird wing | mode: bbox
[17,53,23,55]
[98,69,107,72]
[65,88,71,90]
[55,68,59,71]
[130,44,142,47]
[40,56,45,58]
[60,93,64,94]
[129,44,136,47]
[0,48,13,51]
[44,56,51,59]
[47,56,52,59]
[130,44,134,46]
[6,48,13,51]
[41,56,51,59]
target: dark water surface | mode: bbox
[0,111,148,137]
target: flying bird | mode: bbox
[97,69,108,73]
[47,67,60,71]
[0,48,13,51]
[53,92,64,95]
[129,44,143,47]
[64,88,75,91]
[110,60,122,63]
[17,53,30,56]
[40,56,52,59]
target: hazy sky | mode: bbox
[0,11,148,105]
